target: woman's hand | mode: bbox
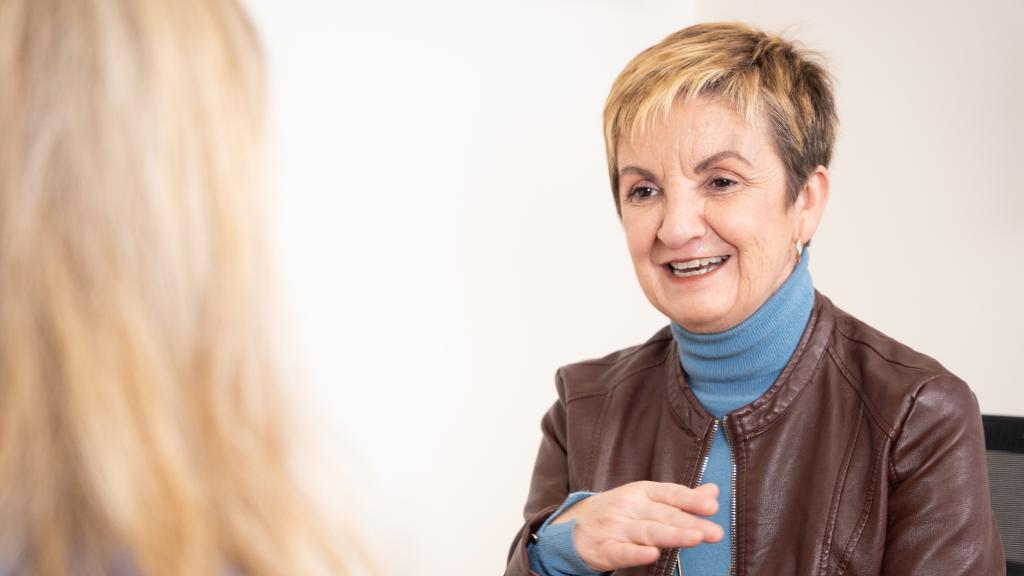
[551,481,723,572]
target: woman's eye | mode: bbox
[708,177,737,190]
[628,185,659,200]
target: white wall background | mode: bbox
[698,0,1024,420]
[244,1,1022,574]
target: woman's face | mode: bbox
[617,96,827,333]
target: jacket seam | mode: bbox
[886,374,946,488]
[833,318,942,372]
[581,354,674,488]
[826,343,896,439]
[566,333,674,370]
[740,340,830,440]
[582,389,610,489]
[689,424,713,487]
[736,427,748,576]
[835,433,888,575]
[562,347,673,405]
[563,389,612,405]
[567,353,672,486]
[817,402,865,576]
[725,302,826,438]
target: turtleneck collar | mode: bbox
[669,249,815,417]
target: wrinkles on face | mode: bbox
[617,96,801,332]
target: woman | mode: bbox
[0,0,358,574]
[505,23,1004,576]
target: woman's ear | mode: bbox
[796,165,830,244]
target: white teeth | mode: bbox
[670,258,701,270]
[668,255,728,276]
[672,266,710,277]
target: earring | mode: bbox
[795,238,803,265]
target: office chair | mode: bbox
[983,414,1024,576]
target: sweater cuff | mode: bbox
[527,492,605,576]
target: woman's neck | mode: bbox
[670,249,814,417]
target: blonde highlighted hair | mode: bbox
[0,0,355,574]
[603,22,838,209]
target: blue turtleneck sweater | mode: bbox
[528,251,814,576]
[672,251,813,575]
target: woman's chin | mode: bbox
[651,269,737,332]
[669,310,733,333]
[654,295,735,333]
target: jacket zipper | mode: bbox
[672,418,719,576]
[722,415,736,576]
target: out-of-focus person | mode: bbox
[0,0,360,574]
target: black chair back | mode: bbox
[983,414,1024,576]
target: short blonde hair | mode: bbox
[0,0,357,574]
[603,22,837,209]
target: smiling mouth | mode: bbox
[666,255,730,278]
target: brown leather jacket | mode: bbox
[506,293,1005,576]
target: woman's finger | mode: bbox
[643,482,719,516]
[637,501,724,541]
[622,519,706,548]
[637,498,718,529]
[597,540,662,570]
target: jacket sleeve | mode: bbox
[505,371,575,576]
[880,375,1005,575]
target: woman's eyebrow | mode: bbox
[694,150,751,173]
[618,166,658,181]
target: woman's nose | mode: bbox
[656,189,706,248]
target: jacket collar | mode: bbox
[665,291,836,439]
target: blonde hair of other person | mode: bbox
[0,0,356,574]
[603,22,838,209]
